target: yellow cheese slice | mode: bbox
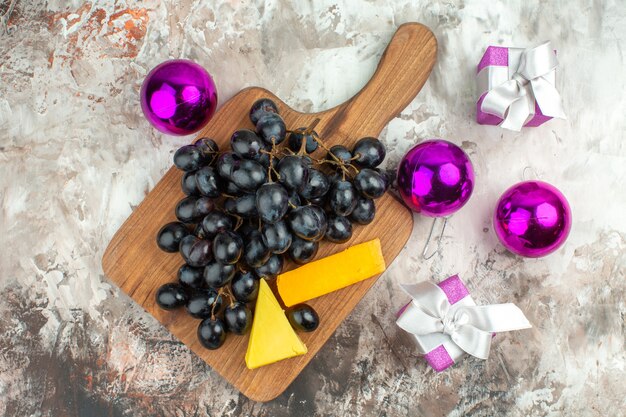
[245,279,307,369]
[276,238,386,307]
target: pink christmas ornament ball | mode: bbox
[140,59,218,136]
[493,180,572,258]
[397,139,475,217]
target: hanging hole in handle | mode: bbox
[422,217,448,260]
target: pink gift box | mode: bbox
[476,46,556,128]
[398,275,476,372]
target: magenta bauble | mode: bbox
[140,60,217,136]
[397,139,475,217]
[494,180,572,258]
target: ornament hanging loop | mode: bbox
[522,166,540,181]
[422,217,448,260]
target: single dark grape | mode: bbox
[230,271,259,303]
[203,261,236,288]
[299,168,330,200]
[197,317,227,349]
[231,159,267,192]
[174,145,203,172]
[286,304,320,332]
[287,205,327,242]
[250,98,279,125]
[256,112,286,145]
[350,196,376,225]
[277,155,308,191]
[353,137,386,168]
[212,231,243,264]
[217,152,242,179]
[201,211,234,237]
[156,283,188,310]
[354,168,386,199]
[328,180,358,216]
[186,288,222,319]
[231,129,265,160]
[325,214,352,243]
[327,145,352,165]
[243,230,271,268]
[181,171,199,196]
[180,236,213,267]
[224,194,258,218]
[194,196,215,218]
[195,137,219,166]
[156,222,189,252]
[256,183,289,224]
[175,196,198,223]
[224,302,253,335]
[287,127,319,154]
[288,236,319,265]
[195,166,221,198]
[261,220,292,254]
[255,254,284,279]
[178,264,205,288]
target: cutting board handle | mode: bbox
[321,23,437,139]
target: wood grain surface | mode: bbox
[102,22,437,402]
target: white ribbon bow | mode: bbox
[396,281,532,360]
[481,41,566,131]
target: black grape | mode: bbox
[201,212,234,237]
[224,194,258,218]
[212,231,243,265]
[254,254,284,279]
[256,183,289,224]
[277,156,308,191]
[156,222,189,252]
[328,180,357,216]
[325,215,352,243]
[186,288,222,319]
[224,302,252,335]
[350,196,376,225]
[261,220,292,254]
[243,229,271,268]
[230,271,260,303]
[156,283,188,310]
[288,236,318,265]
[174,145,203,172]
[250,98,279,125]
[354,168,386,199]
[287,205,327,242]
[256,113,286,145]
[352,137,386,168]
[195,166,221,198]
[181,171,199,196]
[178,264,205,288]
[197,317,226,349]
[203,261,236,288]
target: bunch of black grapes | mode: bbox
[155,98,391,350]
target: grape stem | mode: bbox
[309,122,358,179]
[211,287,225,320]
[232,215,244,231]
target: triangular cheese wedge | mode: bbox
[245,279,307,369]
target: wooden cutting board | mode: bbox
[102,23,436,402]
